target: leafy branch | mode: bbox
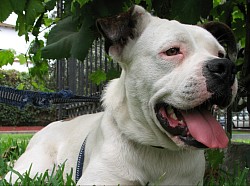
[0,0,248,112]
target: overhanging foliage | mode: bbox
[0,0,249,112]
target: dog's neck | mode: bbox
[102,71,127,111]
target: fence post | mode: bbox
[67,57,77,94]
[226,107,233,140]
[56,59,65,120]
[246,0,250,120]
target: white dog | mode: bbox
[5,5,237,185]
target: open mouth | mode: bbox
[154,101,229,149]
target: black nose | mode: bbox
[205,58,236,85]
[202,58,236,107]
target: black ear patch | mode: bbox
[96,6,136,53]
[202,22,237,61]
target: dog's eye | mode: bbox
[165,47,180,56]
[218,52,225,58]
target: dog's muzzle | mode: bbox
[154,58,236,149]
[203,58,236,107]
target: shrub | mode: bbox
[0,69,57,126]
[0,104,57,126]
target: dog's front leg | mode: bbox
[4,144,56,184]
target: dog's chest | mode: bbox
[98,138,205,185]
[130,149,205,185]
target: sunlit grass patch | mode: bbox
[232,139,250,144]
[0,134,76,185]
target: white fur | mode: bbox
[5,5,237,185]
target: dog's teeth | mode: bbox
[179,120,184,124]
[171,113,178,120]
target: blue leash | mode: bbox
[75,136,88,183]
[0,86,100,108]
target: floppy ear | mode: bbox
[96,5,150,57]
[202,22,237,62]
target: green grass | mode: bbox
[0,133,75,185]
[0,133,249,185]
[231,130,250,144]
[232,130,250,134]
[232,139,250,144]
[0,134,32,181]
[0,134,33,142]
[0,134,33,161]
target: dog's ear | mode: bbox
[96,5,150,57]
[202,22,237,62]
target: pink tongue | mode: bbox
[181,110,228,148]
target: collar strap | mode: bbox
[75,136,88,183]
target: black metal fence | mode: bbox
[55,38,120,119]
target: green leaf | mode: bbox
[17,83,25,90]
[235,59,244,66]
[44,0,57,11]
[71,20,96,60]
[106,68,121,80]
[32,13,44,36]
[41,16,96,60]
[29,59,49,79]
[10,0,26,14]
[33,50,42,62]
[74,0,93,7]
[145,0,152,10]
[89,69,106,85]
[41,16,79,59]
[213,0,221,8]
[16,14,26,36]
[25,0,45,26]
[17,54,27,65]
[152,0,171,18]
[171,0,213,24]
[91,0,126,17]
[43,16,54,27]
[0,50,15,67]
[232,18,246,42]
[31,81,39,89]
[30,39,44,54]
[210,2,232,23]
[135,0,141,4]
[0,0,12,22]
[232,6,244,20]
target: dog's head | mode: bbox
[97,5,238,150]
